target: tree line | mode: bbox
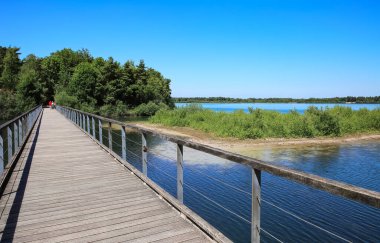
[173,96,380,104]
[0,46,173,120]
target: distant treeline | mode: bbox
[173,96,380,104]
[0,46,173,120]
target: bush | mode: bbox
[55,91,79,108]
[132,102,169,116]
[99,101,129,118]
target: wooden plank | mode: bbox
[151,231,206,243]
[58,217,184,242]
[3,208,175,241]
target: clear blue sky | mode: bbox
[1,0,379,98]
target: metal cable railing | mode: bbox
[129,144,354,243]
[147,158,284,243]
[57,106,379,243]
[0,105,42,178]
[126,148,142,160]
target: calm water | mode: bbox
[100,123,380,243]
[176,102,380,113]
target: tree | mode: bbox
[0,47,21,90]
[17,54,43,105]
[68,62,100,106]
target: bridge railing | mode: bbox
[0,105,42,190]
[57,105,380,243]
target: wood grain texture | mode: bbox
[0,109,212,243]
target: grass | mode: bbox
[149,105,380,139]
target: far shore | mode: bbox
[129,122,380,154]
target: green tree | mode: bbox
[68,62,100,107]
[17,54,43,105]
[0,47,21,90]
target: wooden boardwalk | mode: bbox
[0,109,212,243]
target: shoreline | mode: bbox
[129,122,380,152]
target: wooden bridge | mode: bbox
[0,108,221,242]
[0,106,379,242]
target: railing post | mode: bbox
[82,114,85,130]
[251,168,261,243]
[81,114,86,131]
[108,122,112,152]
[86,115,90,134]
[121,126,126,160]
[0,135,4,174]
[14,122,18,151]
[80,114,82,129]
[98,119,103,144]
[92,117,95,138]
[7,126,12,162]
[142,133,147,176]
[22,117,26,138]
[26,114,30,132]
[18,119,22,145]
[177,144,184,203]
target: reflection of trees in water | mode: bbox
[248,145,343,174]
[146,134,236,168]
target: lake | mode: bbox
[176,102,380,113]
[103,124,380,242]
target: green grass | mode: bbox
[149,105,380,139]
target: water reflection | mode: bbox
[240,141,380,191]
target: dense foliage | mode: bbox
[0,46,173,120]
[150,105,380,139]
[174,96,380,104]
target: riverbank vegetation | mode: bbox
[150,105,380,139]
[0,46,173,120]
[174,96,380,104]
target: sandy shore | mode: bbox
[128,122,380,153]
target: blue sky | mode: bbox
[1,0,379,98]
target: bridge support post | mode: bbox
[142,133,147,176]
[121,126,126,160]
[92,117,96,138]
[7,126,12,162]
[108,122,112,152]
[86,116,90,134]
[251,168,261,243]
[177,144,184,203]
[0,135,3,174]
[99,120,103,144]
[14,122,18,150]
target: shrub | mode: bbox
[133,102,169,116]
[149,105,380,139]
